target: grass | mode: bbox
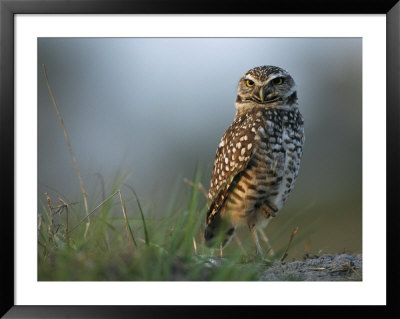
[38,168,310,281]
[38,168,273,281]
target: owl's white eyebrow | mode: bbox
[269,72,287,80]
[243,75,257,82]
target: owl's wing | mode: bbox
[206,116,259,226]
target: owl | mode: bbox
[204,65,305,255]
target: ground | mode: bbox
[201,253,362,281]
[259,254,362,281]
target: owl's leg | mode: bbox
[234,234,247,255]
[258,206,276,256]
[248,222,263,256]
[257,227,275,256]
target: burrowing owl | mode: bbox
[204,65,305,255]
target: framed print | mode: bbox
[1,0,399,317]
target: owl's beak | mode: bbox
[259,87,265,103]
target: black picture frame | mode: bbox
[1,0,399,317]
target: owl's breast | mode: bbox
[228,108,304,218]
[267,109,304,211]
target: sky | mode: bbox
[38,38,362,255]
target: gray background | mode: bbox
[38,38,362,256]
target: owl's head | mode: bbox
[235,65,297,112]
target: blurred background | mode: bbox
[38,38,362,258]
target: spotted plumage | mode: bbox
[204,65,305,255]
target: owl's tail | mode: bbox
[204,223,235,248]
[204,226,216,247]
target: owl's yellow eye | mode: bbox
[245,79,255,87]
[272,77,284,85]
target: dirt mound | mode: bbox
[260,254,362,281]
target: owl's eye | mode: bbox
[245,79,255,87]
[272,77,284,85]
